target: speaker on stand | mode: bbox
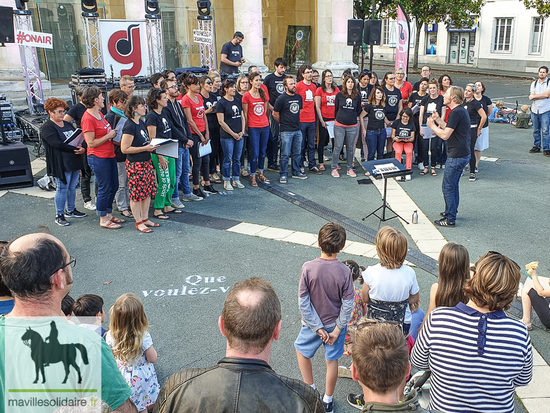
[364,20,382,72]
[347,19,364,47]
[0,6,15,45]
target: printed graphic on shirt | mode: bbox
[231,50,240,58]
[290,102,300,114]
[162,118,171,134]
[344,98,354,108]
[253,103,265,116]
[361,90,369,101]
[140,129,150,143]
[305,90,314,101]
[276,83,285,94]
[205,101,215,109]
[231,105,241,118]
[398,129,411,138]
[387,95,398,106]
[374,109,385,120]
[327,95,336,106]
[196,106,205,118]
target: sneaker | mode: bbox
[65,209,87,218]
[309,166,322,175]
[440,212,446,217]
[475,167,479,173]
[223,181,234,191]
[435,164,441,169]
[83,200,96,210]
[182,192,203,201]
[405,174,412,181]
[300,167,305,174]
[232,180,245,189]
[172,198,185,208]
[304,160,309,168]
[441,164,445,169]
[211,172,222,181]
[203,185,218,194]
[279,175,288,184]
[417,162,424,170]
[529,146,541,153]
[395,176,404,181]
[434,218,455,227]
[322,400,334,413]
[331,169,340,178]
[193,187,206,198]
[544,150,550,157]
[347,169,357,178]
[338,365,353,378]
[347,393,365,410]
[292,172,308,180]
[469,173,476,182]
[55,215,70,226]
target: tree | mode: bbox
[397,0,483,69]
[523,0,550,18]
[354,0,394,20]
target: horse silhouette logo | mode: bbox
[21,321,89,384]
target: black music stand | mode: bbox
[361,158,411,224]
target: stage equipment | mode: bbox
[364,20,382,45]
[145,0,165,75]
[0,6,15,44]
[0,141,33,189]
[347,19,363,46]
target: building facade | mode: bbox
[373,0,546,73]
[0,0,357,87]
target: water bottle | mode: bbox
[412,210,418,224]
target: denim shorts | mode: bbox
[294,324,347,361]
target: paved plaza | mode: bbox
[1,67,549,412]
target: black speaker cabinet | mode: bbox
[347,19,364,46]
[0,142,33,189]
[364,20,382,46]
[0,7,15,44]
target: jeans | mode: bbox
[531,110,550,150]
[442,155,470,224]
[248,126,270,175]
[115,161,130,211]
[366,129,387,161]
[436,139,447,165]
[54,170,80,216]
[300,121,317,168]
[189,133,210,186]
[267,114,280,168]
[279,130,303,177]
[220,137,244,180]
[87,155,118,217]
[332,125,359,170]
[173,146,191,199]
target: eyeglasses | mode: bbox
[304,70,313,74]
[396,73,404,75]
[53,256,76,274]
[124,85,136,90]
[388,77,396,80]
[53,109,66,114]
[206,81,212,85]
[167,85,178,90]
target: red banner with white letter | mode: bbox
[395,4,410,76]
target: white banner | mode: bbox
[193,29,212,45]
[16,29,53,49]
[99,20,149,78]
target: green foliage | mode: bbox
[399,0,483,28]
[524,0,550,18]
[354,0,394,20]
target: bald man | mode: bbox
[0,233,136,412]
[155,277,323,413]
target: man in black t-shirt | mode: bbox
[264,57,288,171]
[273,77,304,183]
[427,86,470,227]
[220,32,245,75]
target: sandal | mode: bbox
[135,220,153,233]
[420,168,429,176]
[241,169,250,177]
[154,212,170,220]
[257,172,270,183]
[250,175,258,187]
[164,207,183,214]
[100,220,121,230]
[121,210,133,218]
[143,219,160,227]
[431,168,437,176]
[319,164,325,171]
[110,216,125,224]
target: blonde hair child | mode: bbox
[106,293,160,413]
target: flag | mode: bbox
[395,3,410,76]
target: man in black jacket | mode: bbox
[154,277,323,413]
[162,79,202,203]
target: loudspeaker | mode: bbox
[0,7,15,44]
[0,142,33,190]
[364,20,382,46]
[347,19,364,46]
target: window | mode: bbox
[530,17,544,54]
[492,18,514,52]
[382,19,397,46]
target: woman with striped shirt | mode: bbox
[411,252,533,413]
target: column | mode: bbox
[233,0,267,72]
[125,1,146,21]
[0,0,23,82]
[313,0,357,77]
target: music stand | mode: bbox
[361,158,411,224]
